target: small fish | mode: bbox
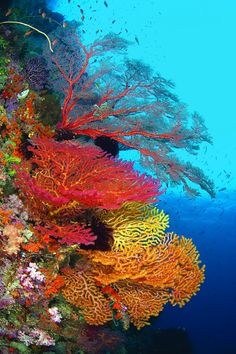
[24,30,33,37]
[82,29,86,34]
[96,29,100,34]
[52,39,57,46]
[125,28,128,33]
[41,12,47,18]
[104,1,108,7]
[17,89,29,100]
[135,36,140,44]
[5,8,12,16]
[81,15,85,21]
[218,187,226,192]
[112,20,116,24]
[63,21,67,28]
[80,8,84,14]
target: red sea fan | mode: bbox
[15,138,164,219]
[35,223,97,247]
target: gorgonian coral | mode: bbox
[96,201,169,251]
[14,137,163,219]
[62,233,205,329]
[79,233,205,297]
[23,56,48,91]
[0,16,209,351]
[50,31,215,197]
[61,263,112,326]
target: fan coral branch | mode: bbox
[51,33,214,196]
[62,231,205,329]
[14,138,163,219]
[36,223,97,246]
[114,280,169,329]
[61,264,112,325]
[97,202,169,251]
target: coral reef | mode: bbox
[0,6,211,353]
[22,56,48,91]
[15,137,163,219]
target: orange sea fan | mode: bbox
[79,232,205,306]
[61,264,112,325]
[114,280,169,329]
[62,231,205,328]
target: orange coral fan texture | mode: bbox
[62,232,205,329]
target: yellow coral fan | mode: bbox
[97,202,169,251]
[61,264,112,325]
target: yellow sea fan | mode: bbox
[98,202,169,251]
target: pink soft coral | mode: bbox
[3,223,24,255]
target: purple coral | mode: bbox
[23,56,48,90]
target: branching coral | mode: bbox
[23,56,49,91]
[15,137,163,219]
[36,223,97,247]
[97,202,169,251]
[62,233,205,329]
[61,264,112,325]
[50,32,215,197]
[114,280,169,329]
[0,15,209,351]
[79,233,205,297]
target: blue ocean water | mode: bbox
[157,191,236,354]
[47,1,236,353]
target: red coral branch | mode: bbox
[36,223,97,246]
[15,138,164,218]
[51,33,214,196]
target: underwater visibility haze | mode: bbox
[0,1,235,354]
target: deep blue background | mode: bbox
[157,191,235,354]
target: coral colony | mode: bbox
[0,9,212,353]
